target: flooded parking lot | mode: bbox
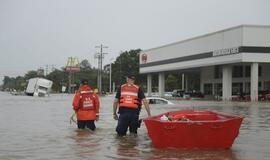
[0,92,270,160]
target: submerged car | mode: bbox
[231,90,270,101]
[258,90,270,101]
[146,97,174,105]
[172,89,185,97]
[184,91,204,99]
[172,90,204,99]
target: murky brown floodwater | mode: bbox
[0,92,270,160]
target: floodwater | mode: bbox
[0,92,270,160]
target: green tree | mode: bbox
[24,71,39,80]
[15,76,27,91]
[165,74,178,91]
[80,59,92,69]
[2,76,14,90]
[3,76,11,87]
[75,68,98,89]
[111,49,146,89]
[46,69,68,92]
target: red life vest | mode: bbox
[79,90,95,110]
[120,84,140,109]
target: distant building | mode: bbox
[140,25,270,101]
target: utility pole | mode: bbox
[95,44,108,95]
[45,65,48,76]
[109,62,112,93]
[109,58,114,93]
[68,72,72,93]
[51,64,55,72]
[119,51,123,85]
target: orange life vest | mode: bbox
[79,90,95,110]
[120,84,140,109]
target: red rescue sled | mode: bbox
[144,110,243,148]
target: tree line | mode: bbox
[1,49,185,93]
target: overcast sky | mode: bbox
[1,0,270,82]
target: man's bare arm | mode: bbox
[142,98,151,116]
[113,98,119,120]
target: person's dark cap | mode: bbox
[126,74,136,80]
[80,79,89,85]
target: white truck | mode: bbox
[25,78,53,97]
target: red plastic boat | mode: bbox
[144,110,243,148]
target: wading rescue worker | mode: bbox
[72,79,100,131]
[113,74,151,136]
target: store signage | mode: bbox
[141,53,147,63]
[213,47,239,57]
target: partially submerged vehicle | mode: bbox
[172,89,204,99]
[146,97,174,105]
[144,110,243,148]
[184,91,204,99]
[172,89,185,97]
[232,90,270,101]
[25,78,53,97]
